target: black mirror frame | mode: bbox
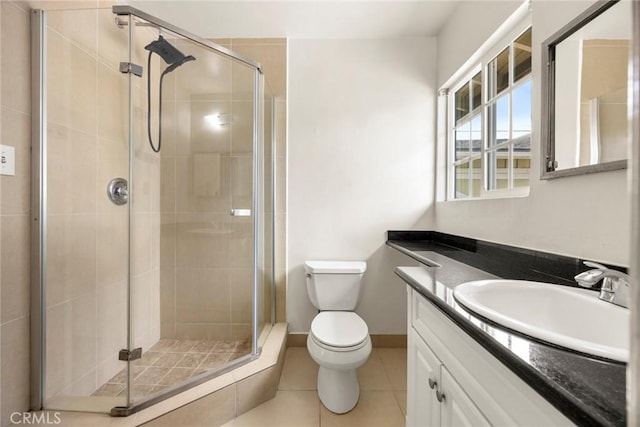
[541,0,628,180]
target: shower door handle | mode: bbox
[230,209,251,217]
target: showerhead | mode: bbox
[163,54,196,75]
[144,35,196,153]
[145,35,195,69]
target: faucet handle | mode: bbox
[575,261,609,287]
[583,261,609,270]
[574,269,605,288]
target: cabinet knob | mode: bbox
[428,378,437,389]
[436,390,446,403]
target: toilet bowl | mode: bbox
[304,260,371,414]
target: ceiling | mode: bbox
[125,1,462,39]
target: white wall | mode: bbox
[435,0,629,267]
[287,38,437,333]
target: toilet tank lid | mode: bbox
[304,261,367,274]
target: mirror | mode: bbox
[542,0,631,179]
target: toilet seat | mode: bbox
[310,311,368,350]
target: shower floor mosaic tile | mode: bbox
[92,339,251,400]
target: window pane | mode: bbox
[489,47,509,97]
[471,157,482,197]
[455,161,470,198]
[455,121,471,160]
[487,94,509,147]
[513,155,530,188]
[514,28,532,83]
[471,72,482,110]
[470,114,482,154]
[455,83,470,123]
[486,148,509,191]
[512,79,532,139]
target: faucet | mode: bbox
[574,261,630,308]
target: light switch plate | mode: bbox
[0,145,16,176]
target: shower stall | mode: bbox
[30,5,275,416]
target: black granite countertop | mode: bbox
[388,231,626,427]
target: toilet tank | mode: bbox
[304,261,367,310]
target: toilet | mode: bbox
[305,260,371,414]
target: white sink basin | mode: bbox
[453,280,629,362]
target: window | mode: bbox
[448,26,532,199]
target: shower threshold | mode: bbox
[41,324,286,423]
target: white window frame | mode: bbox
[445,13,532,201]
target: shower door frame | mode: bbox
[30,5,269,415]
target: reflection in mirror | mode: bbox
[542,0,631,178]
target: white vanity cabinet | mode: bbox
[406,286,574,427]
[408,327,490,427]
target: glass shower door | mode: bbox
[124,12,264,405]
[36,7,131,413]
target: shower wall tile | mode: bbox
[175,268,231,324]
[230,62,257,103]
[46,214,97,307]
[275,269,287,324]
[47,122,98,214]
[1,317,30,424]
[175,52,233,103]
[47,29,98,135]
[231,41,287,99]
[97,7,128,72]
[152,212,162,271]
[132,213,153,276]
[97,64,128,144]
[229,220,253,268]
[1,1,30,115]
[230,156,253,210]
[45,292,98,398]
[275,101,286,158]
[0,108,30,214]
[230,101,254,155]
[176,213,231,269]
[160,267,176,339]
[131,269,161,351]
[175,323,230,341]
[132,155,158,214]
[96,278,127,367]
[276,156,286,215]
[174,101,193,157]
[47,7,98,58]
[175,155,231,213]
[0,214,30,324]
[160,99,177,158]
[160,215,176,266]
[230,268,253,324]
[230,324,252,342]
[160,158,176,213]
[96,212,128,286]
[275,214,287,272]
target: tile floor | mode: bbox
[223,346,407,427]
[93,339,251,400]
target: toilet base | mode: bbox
[317,366,360,414]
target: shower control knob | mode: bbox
[108,177,129,206]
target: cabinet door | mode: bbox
[440,367,491,427]
[407,329,441,427]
